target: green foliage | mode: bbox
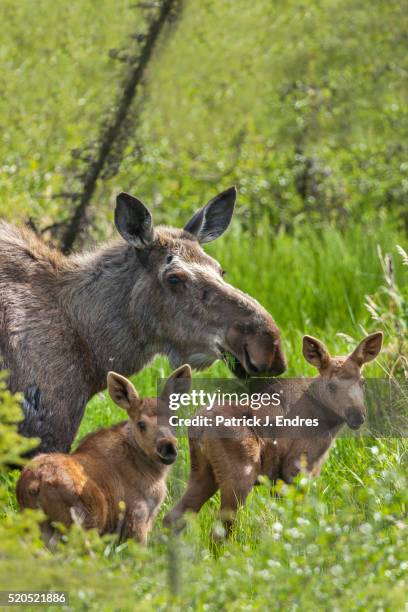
[96,0,408,235]
[1,403,408,609]
[0,375,37,473]
[1,0,407,237]
[365,245,408,376]
[0,0,137,223]
[1,0,408,608]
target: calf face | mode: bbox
[302,332,383,429]
[107,365,193,465]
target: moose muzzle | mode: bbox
[345,407,365,430]
[223,321,287,378]
[157,438,178,465]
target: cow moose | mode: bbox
[0,188,286,453]
[164,332,383,537]
[17,365,191,546]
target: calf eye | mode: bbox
[328,382,337,393]
[166,254,173,264]
[137,421,147,432]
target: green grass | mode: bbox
[1,0,408,607]
[0,0,137,221]
[1,0,407,234]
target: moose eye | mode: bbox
[137,420,147,432]
[328,382,337,393]
[167,274,184,286]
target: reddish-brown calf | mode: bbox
[164,332,383,537]
[17,365,191,546]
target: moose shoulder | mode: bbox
[0,188,286,454]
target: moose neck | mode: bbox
[58,242,162,390]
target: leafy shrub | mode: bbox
[366,245,408,376]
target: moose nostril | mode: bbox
[345,409,365,429]
[244,345,260,373]
[271,346,287,375]
[247,354,287,376]
[271,360,287,376]
[158,442,177,458]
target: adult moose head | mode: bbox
[114,188,286,377]
[0,187,286,454]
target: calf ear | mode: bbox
[115,192,153,249]
[160,364,192,405]
[349,332,383,367]
[302,336,331,370]
[107,371,141,417]
[184,187,236,244]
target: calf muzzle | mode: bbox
[345,408,365,430]
[157,440,178,465]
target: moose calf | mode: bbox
[164,332,383,536]
[17,365,191,546]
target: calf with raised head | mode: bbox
[164,332,383,536]
[0,187,286,454]
[17,365,191,546]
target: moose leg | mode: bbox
[131,524,149,547]
[19,387,88,454]
[282,440,331,483]
[40,521,62,551]
[164,439,218,528]
[218,479,253,538]
[126,502,151,546]
[164,468,218,528]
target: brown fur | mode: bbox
[0,189,286,453]
[17,365,191,546]
[164,332,383,536]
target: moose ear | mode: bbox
[183,187,236,244]
[302,335,331,370]
[107,371,141,417]
[115,192,154,249]
[349,332,383,367]
[160,364,192,405]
